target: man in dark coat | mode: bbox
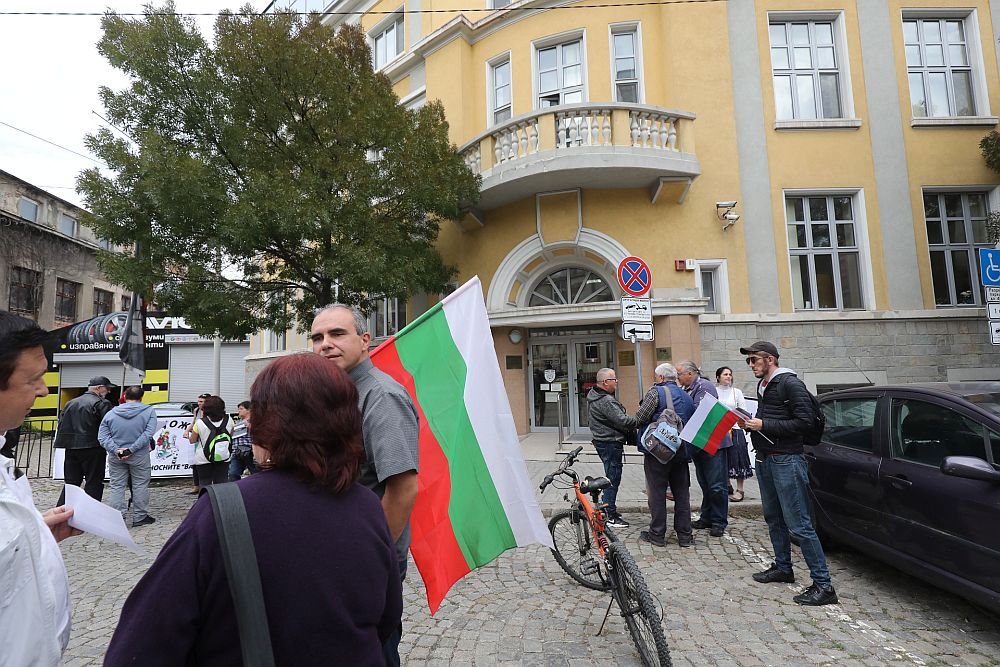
[55,376,113,503]
[586,367,638,528]
[738,341,837,606]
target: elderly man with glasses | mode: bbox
[586,367,638,528]
[737,341,837,606]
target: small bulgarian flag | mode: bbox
[370,276,553,614]
[679,394,740,455]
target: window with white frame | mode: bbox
[265,329,286,352]
[537,39,584,107]
[694,260,729,314]
[372,14,404,69]
[611,28,640,103]
[786,195,864,310]
[59,214,78,237]
[924,191,993,306]
[368,297,406,339]
[528,267,612,306]
[905,17,977,117]
[18,197,38,222]
[769,20,843,120]
[491,58,512,124]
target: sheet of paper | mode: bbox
[64,484,145,555]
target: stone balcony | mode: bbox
[458,102,701,213]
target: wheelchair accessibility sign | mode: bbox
[979,249,1000,286]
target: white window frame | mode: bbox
[488,52,513,126]
[265,329,286,353]
[532,30,588,109]
[367,297,406,339]
[59,213,78,237]
[608,23,644,104]
[782,188,875,312]
[902,9,993,124]
[921,186,998,307]
[768,11,859,129]
[18,197,39,222]
[693,259,730,314]
[370,11,404,70]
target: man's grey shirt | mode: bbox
[349,357,420,564]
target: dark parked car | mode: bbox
[809,383,1000,612]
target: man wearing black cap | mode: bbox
[737,341,837,606]
[55,376,114,503]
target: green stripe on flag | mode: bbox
[692,402,732,447]
[394,309,516,568]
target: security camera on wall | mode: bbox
[722,211,740,231]
[716,201,737,210]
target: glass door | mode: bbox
[530,343,569,429]
[574,340,615,431]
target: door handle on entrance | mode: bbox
[883,474,913,489]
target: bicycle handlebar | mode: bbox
[539,446,585,493]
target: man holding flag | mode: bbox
[737,341,837,606]
[677,361,731,537]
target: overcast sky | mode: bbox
[0,1,264,208]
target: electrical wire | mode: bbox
[0,121,102,164]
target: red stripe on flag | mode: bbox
[371,340,470,614]
[702,412,739,455]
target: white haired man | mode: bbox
[586,367,637,528]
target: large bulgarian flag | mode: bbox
[678,394,740,455]
[370,276,553,614]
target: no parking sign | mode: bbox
[617,256,651,296]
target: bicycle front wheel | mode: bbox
[548,508,615,591]
[607,542,672,667]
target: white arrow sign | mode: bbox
[621,322,654,341]
[621,296,652,323]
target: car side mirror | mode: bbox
[941,456,1000,483]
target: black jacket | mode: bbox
[752,369,813,455]
[54,391,113,450]
[586,387,638,444]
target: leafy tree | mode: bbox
[78,3,480,338]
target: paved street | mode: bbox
[34,459,1000,667]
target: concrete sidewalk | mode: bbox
[519,432,762,518]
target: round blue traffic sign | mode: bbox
[618,256,651,296]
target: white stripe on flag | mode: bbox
[679,393,728,443]
[442,277,553,549]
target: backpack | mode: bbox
[640,385,686,465]
[201,415,233,463]
[769,376,826,447]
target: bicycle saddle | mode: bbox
[580,476,612,494]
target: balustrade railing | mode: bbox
[459,102,694,175]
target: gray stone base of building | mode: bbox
[700,309,999,393]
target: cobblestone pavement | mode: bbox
[33,476,1000,667]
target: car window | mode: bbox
[989,429,1000,468]
[891,398,988,467]
[821,397,876,452]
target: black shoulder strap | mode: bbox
[207,483,275,667]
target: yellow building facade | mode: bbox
[251,0,1000,437]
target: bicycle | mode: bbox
[540,446,672,667]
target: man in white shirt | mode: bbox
[0,310,82,664]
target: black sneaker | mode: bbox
[639,530,665,547]
[691,518,711,530]
[606,514,630,529]
[752,563,795,584]
[793,583,838,606]
[133,516,156,527]
[709,526,726,537]
[677,536,694,548]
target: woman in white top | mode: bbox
[715,366,754,502]
[185,395,233,487]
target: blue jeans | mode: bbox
[227,449,257,482]
[757,453,832,588]
[593,441,624,515]
[691,446,728,529]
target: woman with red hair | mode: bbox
[105,353,402,666]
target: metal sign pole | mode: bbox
[557,392,565,445]
[631,334,642,401]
